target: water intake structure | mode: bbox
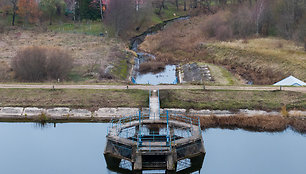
[104,90,205,173]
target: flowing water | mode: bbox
[0,123,306,174]
[130,17,190,85]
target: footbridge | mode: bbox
[104,90,205,173]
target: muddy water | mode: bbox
[0,123,306,174]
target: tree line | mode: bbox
[1,0,305,44]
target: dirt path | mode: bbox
[0,84,305,93]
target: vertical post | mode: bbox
[158,89,160,116]
[166,110,169,146]
[149,90,151,116]
[198,117,201,136]
[138,110,142,147]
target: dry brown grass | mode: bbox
[139,61,165,74]
[0,29,126,78]
[289,118,306,133]
[160,89,306,111]
[140,14,306,84]
[0,88,148,111]
[200,115,289,132]
[200,115,306,133]
[0,61,11,81]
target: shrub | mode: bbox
[12,47,47,81]
[46,48,73,80]
[202,11,230,38]
[12,47,73,81]
[215,25,233,41]
[0,61,10,81]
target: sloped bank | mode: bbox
[0,107,305,133]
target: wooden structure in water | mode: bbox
[104,90,205,173]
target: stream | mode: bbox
[130,17,189,85]
[1,122,306,174]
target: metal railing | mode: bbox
[107,110,202,152]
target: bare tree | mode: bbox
[9,0,18,26]
[104,0,134,37]
[254,0,265,35]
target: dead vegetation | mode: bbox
[11,46,73,81]
[140,14,306,84]
[199,115,306,134]
[160,89,306,111]
[0,29,127,82]
[139,61,165,74]
[0,88,148,111]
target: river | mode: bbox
[0,123,305,174]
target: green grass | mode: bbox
[160,89,306,111]
[0,89,148,110]
[111,60,130,80]
[48,21,107,36]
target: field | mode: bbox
[0,28,132,82]
[0,89,148,110]
[160,89,306,111]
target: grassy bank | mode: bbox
[160,89,306,111]
[0,89,148,110]
[199,115,306,134]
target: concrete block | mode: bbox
[0,107,24,117]
[162,108,186,114]
[239,109,280,116]
[289,110,306,117]
[23,107,47,117]
[189,109,211,116]
[47,108,70,117]
[94,108,139,118]
[211,110,233,116]
[69,109,91,118]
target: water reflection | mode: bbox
[0,123,306,174]
[33,122,56,129]
[133,65,177,85]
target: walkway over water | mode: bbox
[149,90,160,120]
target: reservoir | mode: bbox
[0,123,305,174]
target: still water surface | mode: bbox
[0,123,305,174]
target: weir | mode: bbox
[104,90,205,173]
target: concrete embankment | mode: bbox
[0,107,305,122]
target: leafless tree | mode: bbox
[104,0,134,37]
[9,0,18,26]
[254,0,265,35]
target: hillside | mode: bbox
[0,29,132,82]
[139,16,306,85]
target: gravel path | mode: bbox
[0,84,305,93]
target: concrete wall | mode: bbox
[0,107,305,121]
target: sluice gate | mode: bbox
[104,90,205,173]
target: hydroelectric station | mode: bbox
[104,90,205,173]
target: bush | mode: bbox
[12,47,73,81]
[0,61,10,81]
[46,48,73,80]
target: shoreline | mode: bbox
[0,107,305,133]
